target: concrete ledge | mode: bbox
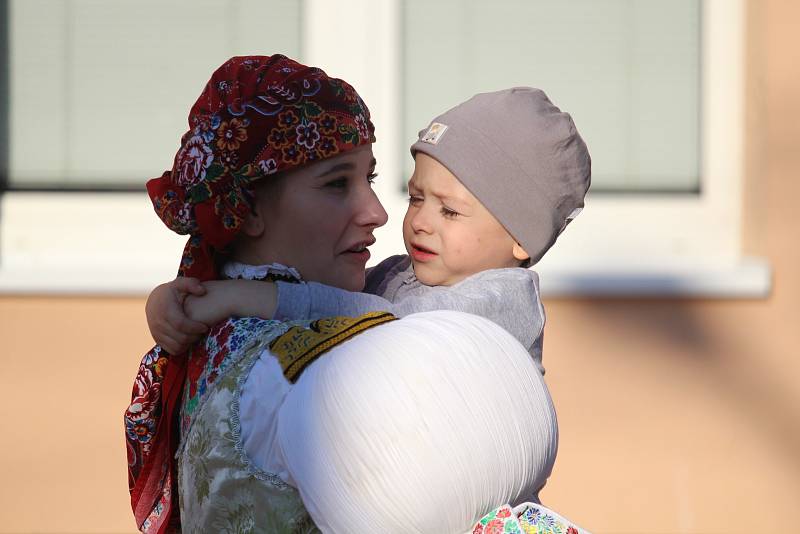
[0,257,772,299]
[537,257,772,298]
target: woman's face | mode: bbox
[253,144,388,291]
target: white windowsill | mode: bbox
[0,255,772,298]
[536,257,771,298]
[0,188,772,298]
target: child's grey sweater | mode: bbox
[274,254,546,373]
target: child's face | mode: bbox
[402,153,522,286]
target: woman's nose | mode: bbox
[355,188,389,228]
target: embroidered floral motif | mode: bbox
[126,346,168,461]
[258,158,278,175]
[174,135,214,186]
[473,505,521,534]
[355,113,370,140]
[472,504,589,534]
[140,477,172,533]
[318,136,338,158]
[318,112,337,134]
[296,121,320,149]
[270,126,291,147]
[180,316,282,438]
[219,150,240,171]
[281,144,303,165]
[216,118,249,151]
[279,109,300,128]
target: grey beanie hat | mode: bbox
[411,87,591,265]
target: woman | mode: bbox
[127,54,387,532]
[125,55,568,533]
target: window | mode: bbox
[0,0,301,291]
[0,0,769,296]
[7,0,301,190]
[403,0,701,193]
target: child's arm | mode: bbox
[183,279,277,323]
[145,277,210,353]
[149,266,545,368]
[146,278,277,353]
[274,267,546,366]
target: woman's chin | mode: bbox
[319,267,366,292]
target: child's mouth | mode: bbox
[410,244,437,262]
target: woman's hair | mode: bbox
[278,310,558,533]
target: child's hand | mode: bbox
[184,279,278,325]
[145,277,208,354]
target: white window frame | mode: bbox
[0,0,770,296]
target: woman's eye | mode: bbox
[408,195,422,206]
[440,206,460,219]
[367,172,378,185]
[325,177,348,189]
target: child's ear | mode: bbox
[512,242,530,262]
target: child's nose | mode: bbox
[410,207,433,234]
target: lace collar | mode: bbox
[221,261,303,283]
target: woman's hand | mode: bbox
[145,277,208,354]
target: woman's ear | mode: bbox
[512,242,530,262]
[241,175,283,238]
[240,204,266,238]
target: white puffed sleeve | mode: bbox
[239,350,294,484]
[276,311,558,534]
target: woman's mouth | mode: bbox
[341,242,372,263]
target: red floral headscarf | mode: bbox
[147,54,376,281]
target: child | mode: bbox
[148,87,591,373]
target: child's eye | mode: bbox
[441,205,460,219]
[408,195,423,206]
[367,172,378,185]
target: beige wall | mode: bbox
[543,1,800,530]
[1,1,798,532]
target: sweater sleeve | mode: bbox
[274,268,546,371]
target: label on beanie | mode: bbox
[420,122,448,145]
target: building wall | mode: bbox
[543,1,800,530]
[1,1,798,532]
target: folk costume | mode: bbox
[175,294,396,532]
[125,54,375,533]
